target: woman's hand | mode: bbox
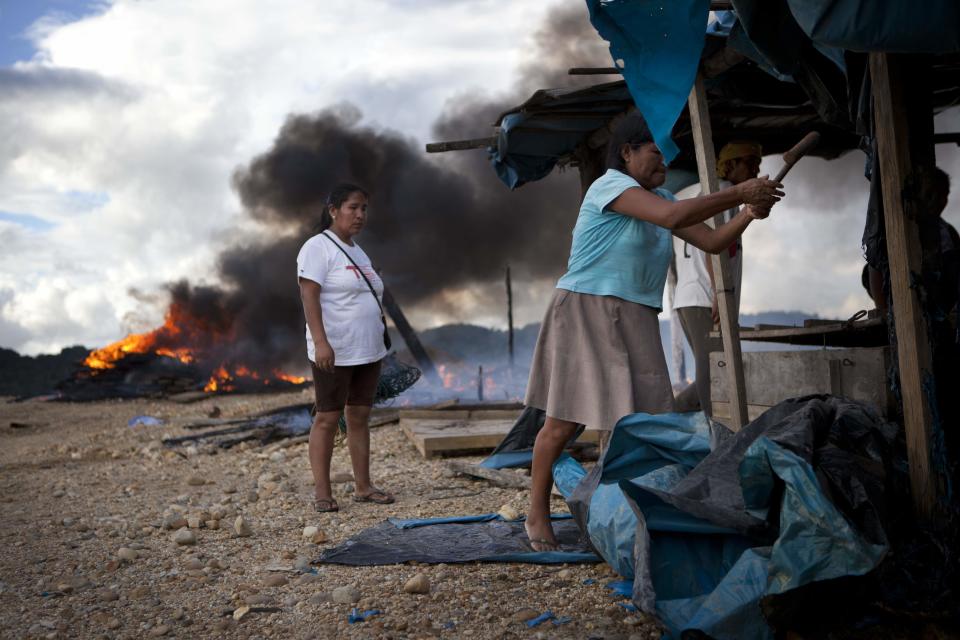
[736,175,783,209]
[744,204,771,220]
[314,340,335,373]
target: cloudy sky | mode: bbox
[1,0,958,356]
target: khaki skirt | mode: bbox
[524,289,674,430]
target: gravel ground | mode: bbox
[0,391,662,640]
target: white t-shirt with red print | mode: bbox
[296,231,387,366]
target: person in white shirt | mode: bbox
[672,141,762,416]
[297,183,392,512]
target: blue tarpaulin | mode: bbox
[585,0,711,164]
[554,397,897,639]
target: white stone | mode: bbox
[403,574,430,594]
[497,505,520,521]
[173,528,196,546]
[234,516,252,537]
[117,547,138,562]
[331,586,360,604]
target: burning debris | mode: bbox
[58,297,308,401]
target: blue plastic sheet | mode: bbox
[348,608,381,624]
[586,0,710,163]
[555,398,895,639]
[525,611,555,628]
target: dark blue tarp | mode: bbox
[554,397,897,639]
[316,513,601,566]
[784,0,960,53]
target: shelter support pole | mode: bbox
[870,52,937,518]
[687,73,748,430]
[382,287,443,387]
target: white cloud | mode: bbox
[0,0,553,354]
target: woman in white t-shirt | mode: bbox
[297,183,392,512]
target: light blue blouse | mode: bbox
[556,169,674,309]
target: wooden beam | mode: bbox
[425,137,497,153]
[933,132,960,146]
[687,73,749,430]
[381,287,443,386]
[870,52,938,518]
[568,67,622,76]
[447,461,531,489]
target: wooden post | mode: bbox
[870,52,938,517]
[381,287,443,386]
[687,73,749,430]
[505,265,515,371]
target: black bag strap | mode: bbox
[321,231,384,316]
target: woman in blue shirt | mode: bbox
[524,112,782,550]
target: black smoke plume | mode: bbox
[167,3,610,374]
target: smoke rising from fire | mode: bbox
[163,2,610,373]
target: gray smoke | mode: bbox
[167,2,610,372]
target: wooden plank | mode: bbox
[568,67,621,76]
[446,461,531,489]
[722,317,887,348]
[398,408,522,421]
[688,72,749,430]
[424,137,497,153]
[401,417,600,458]
[710,347,892,414]
[870,52,937,517]
[803,318,844,328]
[708,402,767,423]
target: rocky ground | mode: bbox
[0,391,662,640]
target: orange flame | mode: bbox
[84,301,309,393]
[274,371,307,385]
[83,303,211,370]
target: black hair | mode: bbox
[319,182,368,230]
[605,111,655,172]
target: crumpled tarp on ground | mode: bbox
[554,395,898,639]
[316,514,600,566]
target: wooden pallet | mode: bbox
[400,407,600,458]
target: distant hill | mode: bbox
[0,346,90,397]
[392,310,819,384]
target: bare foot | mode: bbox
[524,518,559,552]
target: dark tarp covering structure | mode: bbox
[554,396,900,639]
[490,0,960,189]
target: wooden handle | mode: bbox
[774,131,821,182]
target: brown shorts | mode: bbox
[311,360,382,413]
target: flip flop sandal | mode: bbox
[353,489,395,504]
[314,498,339,513]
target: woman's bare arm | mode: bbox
[299,278,335,372]
[608,177,782,230]
[672,207,761,254]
